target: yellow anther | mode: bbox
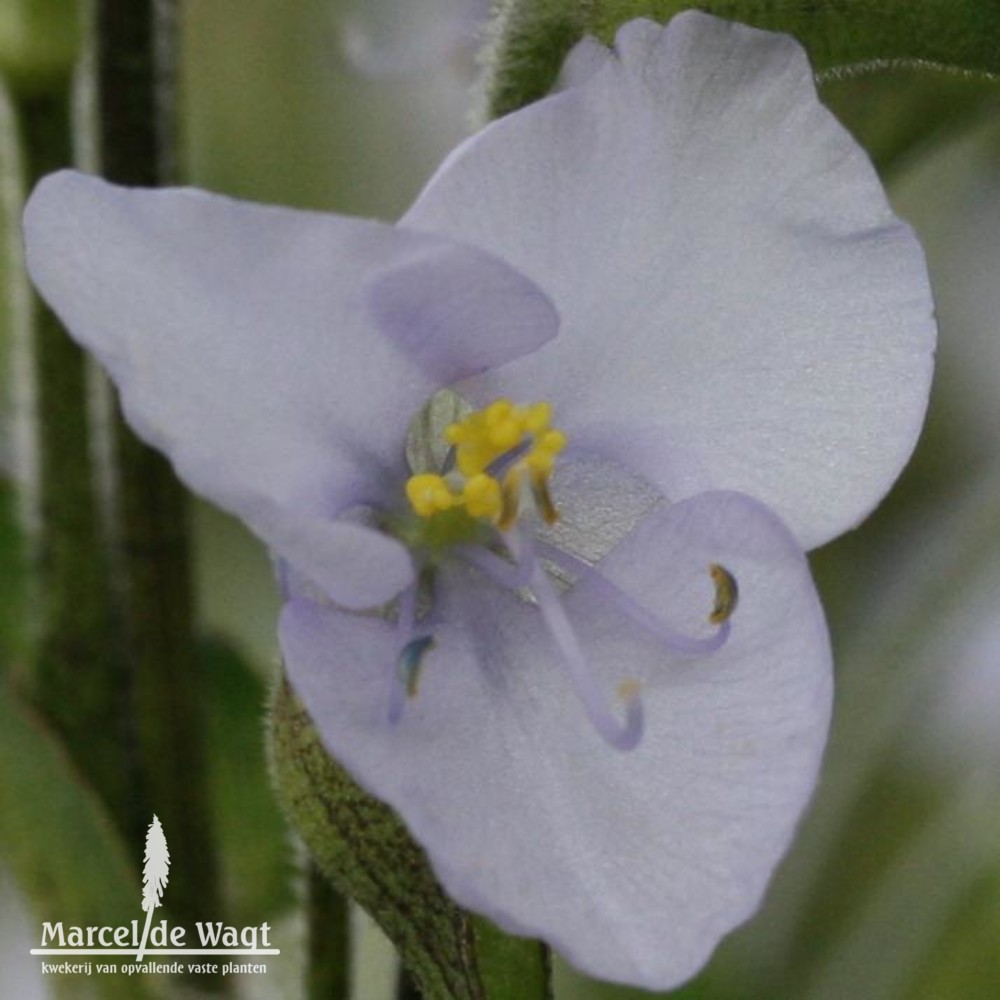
[406,474,458,518]
[709,564,739,625]
[524,402,552,433]
[406,397,567,528]
[489,417,522,450]
[617,678,642,703]
[462,474,502,520]
[538,429,566,455]
[456,446,490,478]
[484,398,513,424]
[526,451,555,475]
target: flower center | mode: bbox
[390,392,739,752]
[404,398,566,530]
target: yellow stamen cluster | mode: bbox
[446,399,566,478]
[405,398,567,527]
[405,471,502,519]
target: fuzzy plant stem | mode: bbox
[396,965,423,1000]
[17,83,137,834]
[92,0,222,940]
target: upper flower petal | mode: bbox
[23,170,557,607]
[281,490,831,988]
[402,12,936,549]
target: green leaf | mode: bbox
[268,676,551,1000]
[904,863,1000,1000]
[473,915,552,1000]
[484,0,1000,120]
[201,636,297,926]
[799,779,1000,1000]
[0,683,153,999]
[748,465,1000,994]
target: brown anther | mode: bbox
[530,470,560,527]
[709,563,739,625]
[617,678,642,702]
[497,467,524,532]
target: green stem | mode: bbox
[484,0,1000,119]
[270,679,553,1000]
[17,85,137,839]
[397,966,423,1000]
[91,0,222,937]
[307,861,352,1000]
[94,0,178,185]
[270,679,484,1000]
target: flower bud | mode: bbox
[267,676,481,998]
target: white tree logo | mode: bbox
[136,815,170,961]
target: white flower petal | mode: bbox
[281,491,831,988]
[403,12,935,548]
[24,170,556,606]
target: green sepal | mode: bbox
[268,675,551,1000]
[483,0,1000,120]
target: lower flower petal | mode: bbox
[273,518,414,611]
[280,490,831,989]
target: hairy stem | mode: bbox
[397,965,423,1000]
[17,84,136,833]
[484,0,1000,120]
[92,0,222,938]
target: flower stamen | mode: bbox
[529,552,644,751]
[398,635,435,699]
[388,581,434,724]
[529,470,559,527]
[498,466,523,532]
[509,529,644,751]
[401,397,738,747]
[405,398,566,530]
[457,530,737,749]
[406,473,457,517]
[536,541,734,656]
[709,563,739,624]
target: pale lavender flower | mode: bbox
[23,12,935,989]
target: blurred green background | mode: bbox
[3,1,1000,998]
